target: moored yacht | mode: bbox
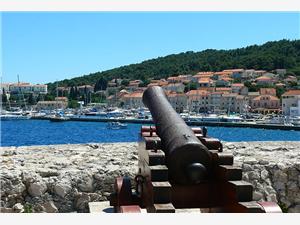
[106,121,128,129]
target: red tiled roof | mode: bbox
[123,92,143,98]
[223,69,244,72]
[221,77,233,81]
[193,74,212,78]
[231,83,244,87]
[216,87,231,92]
[198,78,212,83]
[167,92,186,97]
[222,93,238,97]
[186,90,209,96]
[214,71,232,75]
[256,76,272,81]
[196,72,214,75]
[282,90,300,96]
[253,95,279,101]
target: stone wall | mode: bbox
[226,142,300,213]
[0,142,299,213]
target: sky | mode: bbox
[1,12,300,84]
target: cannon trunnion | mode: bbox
[110,86,282,213]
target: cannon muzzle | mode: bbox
[142,86,212,184]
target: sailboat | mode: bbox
[0,75,32,120]
[49,82,70,122]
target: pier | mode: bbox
[30,116,300,131]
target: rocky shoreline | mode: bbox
[0,141,299,213]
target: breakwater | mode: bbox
[1,141,299,213]
[31,116,300,131]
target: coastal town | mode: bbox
[1,68,300,126]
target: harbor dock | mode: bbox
[31,116,300,131]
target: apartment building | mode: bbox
[209,92,223,113]
[255,76,275,86]
[162,83,185,93]
[127,80,142,91]
[77,85,94,95]
[223,69,245,79]
[166,92,188,113]
[167,75,193,84]
[9,83,48,94]
[198,78,214,88]
[122,91,144,109]
[282,90,300,116]
[231,83,248,95]
[186,90,210,113]
[259,88,277,96]
[250,95,280,113]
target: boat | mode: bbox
[185,114,222,122]
[0,109,31,120]
[49,114,70,122]
[107,122,128,129]
[107,109,124,118]
[255,115,285,125]
[0,114,31,120]
[290,116,300,126]
[220,115,244,122]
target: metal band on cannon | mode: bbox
[142,86,212,184]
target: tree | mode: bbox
[233,78,242,83]
[184,82,198,92]
[244,81,252,88]
[2,88,7,105]
[69,86,75,100]
[45,40,300,92]
[74,86,79,99]
[276,86,286,98]
[28,93,36,105]
[288,81,298,88]
[139,79,150,87]
[68,100,79,108]
[121,79,129,86]
[36,94,44,102]
[44,94,54,101]
[94,77,108,92]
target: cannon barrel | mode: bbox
[142,86,212,184]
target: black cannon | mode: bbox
[142,86,212,184]
[110,86,282,213]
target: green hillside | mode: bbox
[47,39,300,92]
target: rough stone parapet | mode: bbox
[0,141,299,213]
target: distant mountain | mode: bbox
[47,39,300,92]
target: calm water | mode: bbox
[1,120,300,147]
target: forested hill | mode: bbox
[48,39,300,91]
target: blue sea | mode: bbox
[1,120,300,147]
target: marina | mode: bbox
[1,105,300,130]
